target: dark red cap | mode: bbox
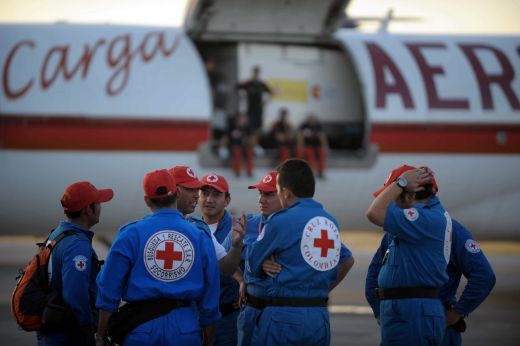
[143,169,176,199]
[200,173,229,193]
[373,164,438,197]
[248,172,277,192]
[169,166,203,189]
[61,181,113,212]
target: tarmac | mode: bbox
[1,231,519,345]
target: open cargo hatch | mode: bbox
[184,0,351,44]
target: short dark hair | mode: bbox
[415,184,435,200]
[64,203,95,219]
[149,194,177,208]
[277,159,314,198]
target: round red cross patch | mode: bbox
[144,230,195,282]
[300,216,340,272]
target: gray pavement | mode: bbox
[1,233,519,345]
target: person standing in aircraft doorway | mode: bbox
[297,113,328,178]
[237,65,273,158]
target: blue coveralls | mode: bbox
[439,219,496,345]
[206,210,240,346]
[374,196,452,345]
[37,220,100,346]
[238,212,353,346]
[246,198,343,346]
[366,219,496,346]
[96,209,221,346]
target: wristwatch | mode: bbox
[395,177,408,190]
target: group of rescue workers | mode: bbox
[36,159,495,346]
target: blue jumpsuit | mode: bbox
[96,209,220,345]
[238,212,353,346]
[375,196,452,345]
[37,220,100,346]
[246,198,343,346]
[207,210,240,346]
[439,219,496,345]
[366,220,495,346]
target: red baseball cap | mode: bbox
[61,181,114,212]
[373,164,438,197]
[248,172,277,192]
[169,166,203,189]
[200,173,229,193]
[143,169,176,200]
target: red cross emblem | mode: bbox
[207,174,218,183]
[314,229,335,257]
[187,167,196,178]
[77,260,85,269]
[156,242,183,269]
[407,210,415,218]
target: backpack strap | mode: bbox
[52,230,80,243]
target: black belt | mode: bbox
[245,293,267,309]
[106,298,190,344]
[219,302,240,316]
[246,293,328,309]
[376,286,439,300]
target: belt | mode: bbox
[376,286,439,300]
[246,293,328,309]
[245,293,267,310]
[219,302,240,316]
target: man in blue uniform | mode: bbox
[238,171,355,346]
[236,171,283,346]
[366,217,496,346]
[365,164,452,345]
[247,159,350,345]
[169,165,244,276]
[95,169,220,345]
[198,173,241,345]
[37,181,113,346]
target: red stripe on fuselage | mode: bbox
[1,115,520,153]
[0,115,210,151]
[371,123,520,153]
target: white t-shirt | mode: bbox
[208,223,227,260]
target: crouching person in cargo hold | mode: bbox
[95,170,220,345]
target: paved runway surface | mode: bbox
[1,231,519,345]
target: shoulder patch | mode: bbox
[300,216,340,271]
[464,239,481,253]
[403,208,419,221]
[73,255,88,271]
[144,230,195,282]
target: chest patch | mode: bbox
[300,216,340,272]
[465,239,481,253]
[144,230,195,282]
[403,208,419,221]
[73,255,88,272]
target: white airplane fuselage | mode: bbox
[1,24,519,239]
